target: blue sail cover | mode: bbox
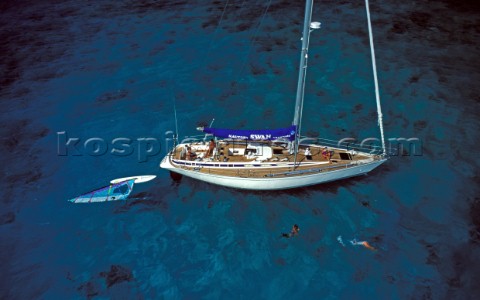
[202,125,296,141]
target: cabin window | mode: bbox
[273,148,283,155]
[339,152,352,160]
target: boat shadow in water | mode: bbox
[113,191,169,214]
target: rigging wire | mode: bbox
[205,0,230,56]
[236,0,273,82]
[240,0,247,9]
[365,0,386,155]
[197,0,230,123]
[173,94,179,147]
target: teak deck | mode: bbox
[169,142,376,178]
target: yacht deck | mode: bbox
[169,142,378,178]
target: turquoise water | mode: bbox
[1,0,479,299]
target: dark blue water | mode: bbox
[1,0,479,299]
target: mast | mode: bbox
[365,0,386,155]
[292,0,315,167]
[173,96,179,147]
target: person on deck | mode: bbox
[206,139,216,158]
[322,147,331,160]
[304,147,312,160]
[180,146,187,160]
[187,147,196,161]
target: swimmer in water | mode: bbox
[281,224,300,238]
[350,238,376,251]
[290,224,299,236]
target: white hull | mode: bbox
[160,157,386,190]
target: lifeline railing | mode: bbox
[297,136,384,155]
[176,134,394,155]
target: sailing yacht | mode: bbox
[160,0,387,190]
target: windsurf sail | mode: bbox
[68,179,135,204]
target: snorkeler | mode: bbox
[291,224,299,236]
[350,238,376,251]
[281,224,300,238]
